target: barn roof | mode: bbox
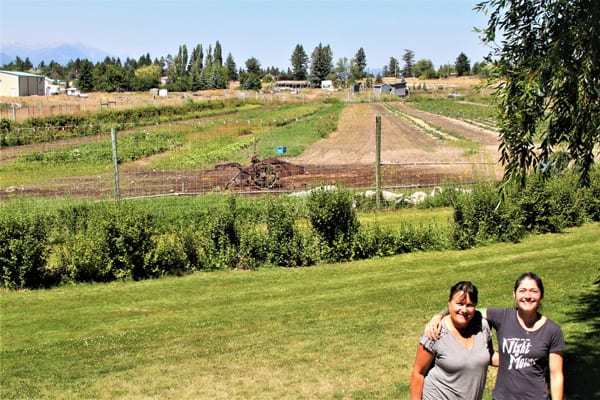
[0,70,45,78]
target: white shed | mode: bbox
[321,80,334,91]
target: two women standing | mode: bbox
[410,272,565,400]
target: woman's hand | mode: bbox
[491,351,499,367]
[424,314,443,340]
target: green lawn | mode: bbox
[1,223,598,399]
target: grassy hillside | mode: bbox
[1,223,598,399]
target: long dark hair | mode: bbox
[514,272,544,299]
[448,281,478,304]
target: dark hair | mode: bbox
[514,272,544,299]
[449,281,478,304]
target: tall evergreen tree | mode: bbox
[225,53,238,81]
[352,47,367,80]
[78,60,94,92]
[386,57,399,77]
[240,57,262,90]
[290,44,309,80]
[213,41,223,67]
[310,43,333,86]
[138,53,152,67]
[167,44,190,90]
[124,57,138,71]
[209,66,226,89]
[402,49,415,77]
[454,52,470,76]
[205,44,213,69]
[189,44,204,90]
[46,60,65,80]
[245,57,261,76]
[198,66,210,90]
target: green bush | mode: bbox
[511,172,584,233]
[0,118,12,146]
[352,225,397,259]
[306,187,360,261]
[55,203,156,282]
[102,205,156,280]
[451,183,525,249]
[55,202,95,237]
[58,232,111,283]
[144,233,190,277]
[0,212,50,289]
[580,167,600,221]
[395,223,449,253]
[264,199,306,267]
[236,227,269,270]
[202,196,242,269]
[178,226,212,271]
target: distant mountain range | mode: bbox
[0,43,114,66]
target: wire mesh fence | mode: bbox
[1,124,502,203]
[1,93,505,207]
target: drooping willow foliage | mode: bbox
[476,0,600,187]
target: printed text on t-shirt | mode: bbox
[502,338,537,370]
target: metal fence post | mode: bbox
[375,115,382,209]
[111,127,120,201]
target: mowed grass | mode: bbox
[1,223,598,399]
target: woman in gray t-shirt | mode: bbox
[410,281,493,400]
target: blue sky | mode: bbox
[1,0,491,71]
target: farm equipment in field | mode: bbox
[217,154,305,190]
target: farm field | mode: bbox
[1,79,502,201]
[1,223,598,399]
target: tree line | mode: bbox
[2,41,483,93]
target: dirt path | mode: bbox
[291,102,500,165]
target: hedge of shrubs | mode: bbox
[1,168,599,289]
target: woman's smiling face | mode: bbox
[514,277,543,312]
[448,291,476,329]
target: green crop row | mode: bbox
[0,98,253,147]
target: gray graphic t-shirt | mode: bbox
[486,308,565,400]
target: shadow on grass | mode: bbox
[564,279,600,400]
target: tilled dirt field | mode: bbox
[1,100,503,200]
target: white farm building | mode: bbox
[0,70,46,97]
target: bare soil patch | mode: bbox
[285,101,502,192]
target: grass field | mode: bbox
[1,222,598,399]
